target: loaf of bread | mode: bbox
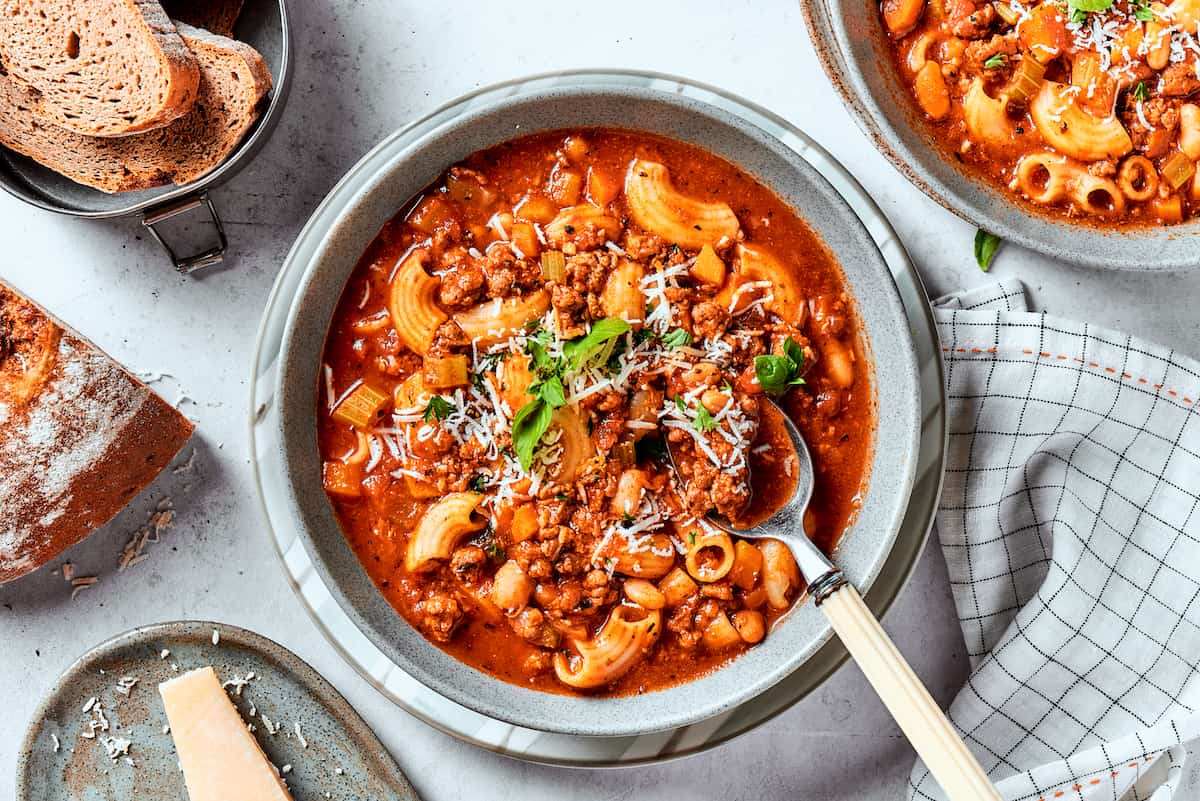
[0,279,194,584]
[0,0,200,137]
[160,0,245,37]
[0,23,272,193]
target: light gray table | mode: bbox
[3,1,1199,798]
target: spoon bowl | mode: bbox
[668,396,1001,801]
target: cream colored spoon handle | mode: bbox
[818,583,1002,801]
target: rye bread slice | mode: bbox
[160,0,245,37]
[0,0,200,137]
[0,23,272,193]
[0,278,194,585]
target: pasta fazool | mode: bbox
[883,0,1200,224]
[317,130,874,695]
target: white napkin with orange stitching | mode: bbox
[908,280,1200,801]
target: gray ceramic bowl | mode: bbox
[800,0,1200,270]
[270,78,922,736]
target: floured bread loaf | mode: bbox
[0,0,200,137]
[0,279,194,584]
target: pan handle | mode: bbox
[141,191,228,274]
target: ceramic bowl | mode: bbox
[800,0,1200,270]
[268,76,922,736]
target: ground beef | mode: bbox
[438,262,485,307]
[1160,62,1200,98]
[623,232,666,260]
[564,251,613,295]
[946,0,995,38]
[551,282,589,338]
[415,594,463,642]
[450,545,486,582]
[962,35,1017,88]
[1121,97,1180,158]
[427,319,468,356]
[593,400,628,453]
[511,607,559,647]
[692,301,730,340]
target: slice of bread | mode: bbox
[0,24,272,193]
[0,278,194,585]
[160,0,245,37]
[0,0,200,137]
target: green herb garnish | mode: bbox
[562,317,631,369]
[482,534,506,563]
[660,328,693,349]
[973,229,1003,272]
[511,398,554,471]
[1131,81,1150,101]
[422,395,454,422]
[468,474,488,493]
[754,336,807,395]
[1067,0,1113,23]
[694,403,719,433]
[983,53,1007,69]
[687,531,697,545]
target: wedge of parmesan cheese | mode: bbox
[159,667,292,801]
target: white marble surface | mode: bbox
[3,0,1200,798]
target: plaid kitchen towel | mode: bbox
[908,280,1200,801]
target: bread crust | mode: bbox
[0,24,272,192]
[160,0,245,37]
[0,0,201,137]
[0,279,194,584]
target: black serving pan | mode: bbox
[0,0,293,273]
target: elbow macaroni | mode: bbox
[405,492,486,573]
[624,159,740,249]
[388,249,447,355]
[554,606,661,689]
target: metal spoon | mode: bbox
[670,399,1001,801]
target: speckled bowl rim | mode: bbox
[799,0,1200,271]
[249,70,946,750]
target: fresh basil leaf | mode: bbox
[783,337,805,370]
[974,229,1003,272]
[525,338,553,372]
[1068,0,1112,12]
[1134,2,1154,20]
[540,375,567,408]
[511,399,553,471]
[563,318,631,369]
[755,354,795,395]
[661,328,693,349]
[675,396,687,414]
[423,395,454,422]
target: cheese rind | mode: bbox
[159,667,293,801]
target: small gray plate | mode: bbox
[16,620,419,801]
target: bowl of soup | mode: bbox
[266,73,923,735]
[801,0,1200,269]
